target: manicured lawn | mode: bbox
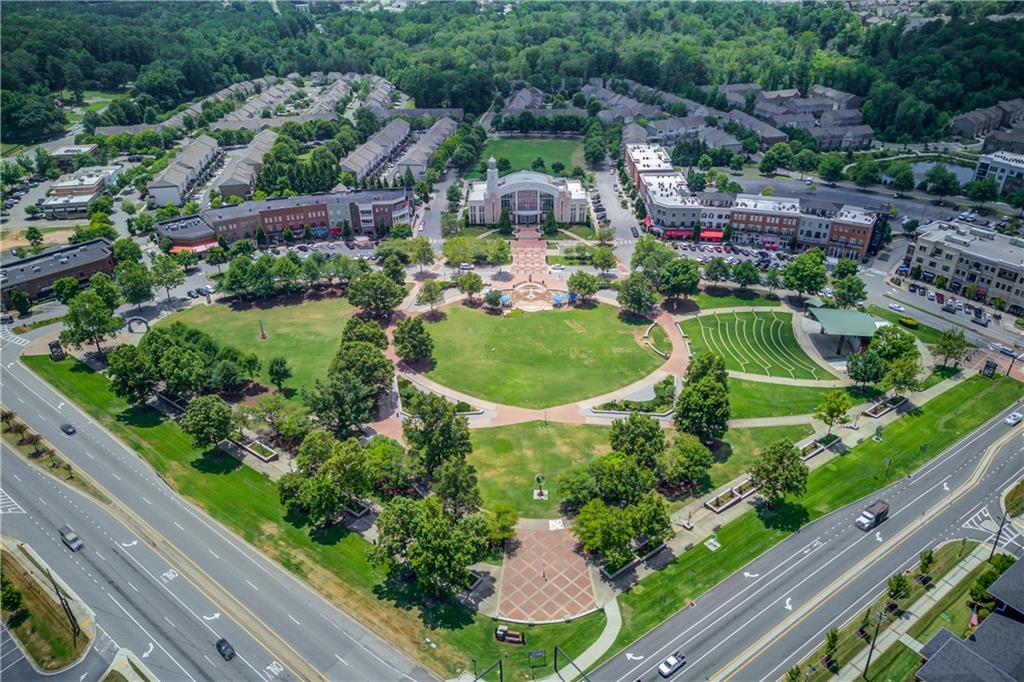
[156,297,355,396]
[709,424,815,489]
[427,305,667,408]
[921,365,961,391]
[797,541,975,681]
[907,560,992,643]
[1006,477,1024,517]
[606,375,1024,660]
[867,305,947,345]
[728,377,881,420]
[2,551,90,670]
[464,138,585,179]
[469,422,611,517]
[680,311,835,380]
[864,642,921,682]
[690,286,782,310]
[21,356,605,680]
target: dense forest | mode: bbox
[2,1,1023,143]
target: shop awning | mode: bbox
[643,214,652,228]
[170,239,218,254]
[701,230,724,241]
[664,228,693,238]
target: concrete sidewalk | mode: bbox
[836,544,990,680]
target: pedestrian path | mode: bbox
[836,544,990,680]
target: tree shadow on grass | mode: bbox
[115,405,166,430]
[755,499,810,532]
[190,448,242,475]
[308,520,354,547]
[618,310,654,326]
[372,574,476,631]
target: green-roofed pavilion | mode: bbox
[807,307,880,353]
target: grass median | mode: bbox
[605,374,1023,662]
[21,355,606,680]
[1,551,90,671]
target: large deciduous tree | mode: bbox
[180,395,233,449]
[403,393,472,477]
[59,290,124,354]
[347,272,405,319]
[106,344,158,406]
[783,249,828,298]
[748,439,808,507]
[393,316,433,363]
[617,272,657,316]
[609,412,666,469]
[674,375,730,443]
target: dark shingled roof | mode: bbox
[986,557,1024,615]
[918,611,1024,682]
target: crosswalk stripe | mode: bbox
[0,489,26,515]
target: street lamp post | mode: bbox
[862,610,885,679]
[990,512,1009,561]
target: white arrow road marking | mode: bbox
[743,572,760,578]
[875,531,883,542]
[57,402,65,409]
[142,643,153,658]
[625,653,644,661]
[120,540,137,548]
[943,481,950,491]
[784,598,793,611]
[202,613,220,621]
[80,674,87,681]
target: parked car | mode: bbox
[187,289,200,299]
[630,227,639,237]
[59,525,84,552]
[888,303,905,312]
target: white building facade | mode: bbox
[466,158,588,225]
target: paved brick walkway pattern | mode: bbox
[498,525,597,622]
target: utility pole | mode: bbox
[990,512,1009,561]
[862,610,885,679]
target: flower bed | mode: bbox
[800,441,824,460]
[865,394,908,419]
[397,377,477,415]
[732,479,758,499]
[596,376,675,414]
[817,433,840,448]
[705,488,741,513]
[240,439,278,462]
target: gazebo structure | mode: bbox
[807,307,880,354]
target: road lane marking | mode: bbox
[107,592,197,682]
[335,655,348,665]
[209,550,220,559]
[246,580,258,589]
[174,522,184,530]
[715,425,1020,681]
[287,614,300,625]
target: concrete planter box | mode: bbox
[705,489,741,513]
[732,479,759,500]
[800,441,825,461]
[236,438,278,462]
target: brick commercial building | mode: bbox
[154,189,413,250]
[1,239,114,308]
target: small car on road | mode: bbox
[59,525,84,552]
[888,303,905,313]
[216,638,235,661]
[658,652,686,677]
[60,423,76,435]
[1006,412,1023,426]
[631,227,640,237]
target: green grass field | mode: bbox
[605,374,1024,660]
[728,377,881,420]
[464,138,585,179]
[427,305,668,408]
[156,297,355,396]
[680,311,835,380]
[907,560,992,643]
[867,305,947,345]
[21,355,605,681]
[864,642,921,682]
[710,424,815,488]
[469,422,612,517]
[690,286,782,310]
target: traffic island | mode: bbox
[100,648,160,682]
[0,538,95,673]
